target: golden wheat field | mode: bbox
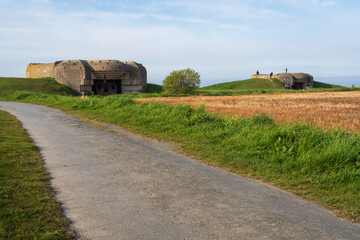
[137,91,360,132]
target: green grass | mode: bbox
[5,91,360,222]
[201,78,342,90]
[0,110,75,239]
[1,77,360,223]
[124,79,354,97]
[194,78,357,96]
[146,83,163,93]
[0,77,76,99]
[313,80,342,88]
[200,78,285,90]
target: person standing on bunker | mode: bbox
[256,70,259,75]
[269,72,273,78]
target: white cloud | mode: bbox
[0,0,359,85]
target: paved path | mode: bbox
[1,101,360,240]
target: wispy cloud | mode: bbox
[159,1,293,21]
[321,1,337,6]
[0,0,359,85]
[311,0,337,6]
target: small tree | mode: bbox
[162,68,201,94]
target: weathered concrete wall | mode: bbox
[251,74,279,79]
[122,61,147,93]
[86,60,147,94]
[276,73,294,86]
[26,59,147,95]
[251,74,268,79]
[54,60,88,93]
[251,72,313,89]
[277,73,313,88]
[88,60,126,72]
[291,73,313,85]
[26,63,55,78]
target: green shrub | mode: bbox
[162,68,200,94]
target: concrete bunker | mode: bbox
[251,72,314,89]
[26,60,147,95]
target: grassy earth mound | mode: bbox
[313,81,342,88]
[201,78,285,90]
[0,77,76,99]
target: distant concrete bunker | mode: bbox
[26,60,147,95]
[251,73,313,90]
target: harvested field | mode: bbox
[137,91,360,132]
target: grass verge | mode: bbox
[0,110,75,239]
[5,92,360,223]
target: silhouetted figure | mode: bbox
[285,68,288,73]
[256,70,259,75]
[269,72,273,78]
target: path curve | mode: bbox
[1,102,359,240]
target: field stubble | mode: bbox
[137,91,360,132]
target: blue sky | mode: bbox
[0,0,359,86]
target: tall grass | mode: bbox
[6,91,360,222]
